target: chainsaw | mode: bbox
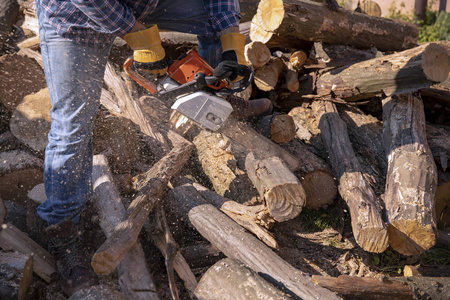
[124,50,253,131]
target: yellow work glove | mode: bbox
[213,32,247,82]
[123,25,167,76]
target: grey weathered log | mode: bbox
[382,93,438,256]
[312,100,388,253]
[250,0,418,52]
[245,152,305,222]
[92,154,160,300]
[0,223,55,282]
[194,258,292,300]
[316,43,449,101]
[426,123,450,171]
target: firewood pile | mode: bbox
[1,0,450,299]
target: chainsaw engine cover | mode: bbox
[171,91,232,131]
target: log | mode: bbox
[382,93,438,256]
[167,195,342,299]
[257,113,296,144]
[169,181,278,249]
[244,41,271,69]
[193,130,259,203]
[17,48,43,69]
[290,50,308,70]
[254,57,284,91]
[245,152,305,222]
[17,36,40,51]
[404,265,450,277]
[338,104,387,194]
[426,124,450,171]
[9,87,51,152]
[0,54,47,112]
[316,43,449,101]
[68,284,128,300]
[219,117,300,171]
[284,139,337,209]
[250,0,418,52]
[0,223,55,282]
[0,251,33,300]
[91,142,193,275]
[284,61,300,92]
[312,100,388,253]
[194,258,292,300]
[312,274,450,300]
[0,150,43,205]
[92,154,160,300]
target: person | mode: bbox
[35,0,272,296]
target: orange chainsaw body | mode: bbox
[168,50,228,90]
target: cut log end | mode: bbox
[258,0,285,32]
[265,183,305,222]
[387,220,436,255]
[303,170,337,210]
[91,252,116,275]
[355,227,389,253]
[422,43,449,83]
[250,14,273,44]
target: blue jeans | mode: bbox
[37,0,238,225]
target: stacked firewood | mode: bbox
[1,0,450,299]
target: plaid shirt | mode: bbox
[36,0,240,46]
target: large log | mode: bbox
[0,223,55,282]
[92,154,160,300]
[382,93,438,256]
[257,113,296,144]
[312,275,450,300]
[316,43,449,101]
[194,258,291,300]
[91,142,193,275]
[167,189,342,300]
[245,152,305,222]
[250,0,418,52]
[312,100,388,253]
[0,251,33,300]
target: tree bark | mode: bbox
[382,93,438,256]
[245,152,305,222]
[312,100,388,253]
[91,142,193,275]
[194,258,292,300]
[167,190,342,300]
[92,154,160,300]
[316,43,449,101]
[250,0,418,52]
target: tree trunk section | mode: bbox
[251,0,418,52]
[382,93,438,256]
[316,43,449,101]
[194,258,292,300]
[245,152,305,222]
[257,113,296,144]
[312,100,388,253]
[254,57,285,91]
[244,41,271,69]
[92,154,160,300]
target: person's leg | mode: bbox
[37,12,113,226]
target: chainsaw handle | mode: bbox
[123,57,157,94]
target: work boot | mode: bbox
[227,95,273,119]
[45,218,99,297]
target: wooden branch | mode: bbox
[92,154,160,300]
[194,258,291,300]
[245,152,306,222]
[250,0,418,52]
[0,223,55,282]
[382,93,438,255]
[312,100,388,253]
[316,43,449,101]
[91,142,193,275]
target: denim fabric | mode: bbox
[36,0,238,225]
